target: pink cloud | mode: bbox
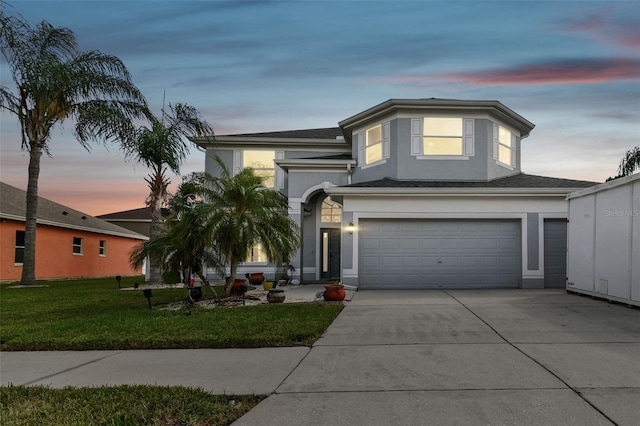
[381,58,640,86]
[553,12,640,51]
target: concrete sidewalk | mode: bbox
[2,289,639,425]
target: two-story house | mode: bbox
[194,98,598,290]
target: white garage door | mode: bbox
[359,219,521,289]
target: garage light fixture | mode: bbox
[346,222,355,234]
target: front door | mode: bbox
[320,228,341,280]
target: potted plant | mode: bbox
[323,282,346,301]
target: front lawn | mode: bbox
[0,276,343,351]
[0,385,263,426]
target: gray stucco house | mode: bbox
[194,98,597,289]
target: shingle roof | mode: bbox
[223,127,344,139]
[344,174,599,189]
[297,153,354,160]
[97,206,169,221]
[0,182,147,239]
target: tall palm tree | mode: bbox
[617,146,640,177]
[119,103,213,284]
[195,157,301,295]
[0,10,148,285]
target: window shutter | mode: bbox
[492,123,499,161]
[382,122,390,159]
[411,119,422,155]
[233,150,242,175]
[510,134,517,167]
[357,132,365,165]
[463,119,474,156]
[275,151,284,188]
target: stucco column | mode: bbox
[288,200,303,282]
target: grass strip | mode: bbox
[1,277,343,351]
[0,385,264,426]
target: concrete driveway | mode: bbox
[236,289,640,426]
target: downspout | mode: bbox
[347,163,352,185]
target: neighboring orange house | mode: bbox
[0,182,147,282]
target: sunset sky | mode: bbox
[1,0,639,216]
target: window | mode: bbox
[14,230,25,264]
[366,124,383,164]
[357,122,390,167]
[247,243,268,263]
[73,237,83,255]
[493,124,515,167]
[99,240,106,256]
[321,196,342,223]
[423,117,463,155]
[243,150,275,187]
[411,117,474,158]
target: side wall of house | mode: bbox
[0,220,142,281]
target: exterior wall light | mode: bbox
[347,222,355,234]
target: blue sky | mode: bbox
[1,0,639,215]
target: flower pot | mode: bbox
[224,278,247,296]
[267,289,285,303]
[262,281,274,291]
[323,284,346,302]
[248,272,265,286]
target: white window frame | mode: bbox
[492,123,516,169]
[99,240,106,257]
[233,150,284,189]
[321,196,342,224]
[411,117,474,160]
[357,121,390,169]
[72,237,83,256]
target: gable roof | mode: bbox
[0,182,147,240]
[97,206,169,221]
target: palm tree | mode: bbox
[129,176,223,298]
[191,158,301,295]
[617,146,640,177]
[120,103,214,284]
[0,10,148,285]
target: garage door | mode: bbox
[544,219,567,288]
[359,219,521,289]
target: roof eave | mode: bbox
[339,99,535,137]
[324,187,580,197]
[192,135,348,149]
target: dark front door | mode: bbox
[320,228,341,280]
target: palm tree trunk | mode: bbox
[148,208,163,284]
[225,259,238,296]
[20,144,43,285]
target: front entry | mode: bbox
[320,228,341,280]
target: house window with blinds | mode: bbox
[411,117,474,158]
[357,121,390,168]
[493,123,516,168]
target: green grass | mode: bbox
[0,385,264,425]
[0,276,343,351]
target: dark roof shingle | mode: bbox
[345,174,599,189]
[0,182,146,239]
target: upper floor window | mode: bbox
[423,117,463,155]
[73,237,83,255]
[243,150,275,187]
[357,122,390,167]
[366,125,383,164]
[234,150,284,188]
[15,230,25,264]
[412,117,474,158]
[321,196,342,223]
[493,124,515,168]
